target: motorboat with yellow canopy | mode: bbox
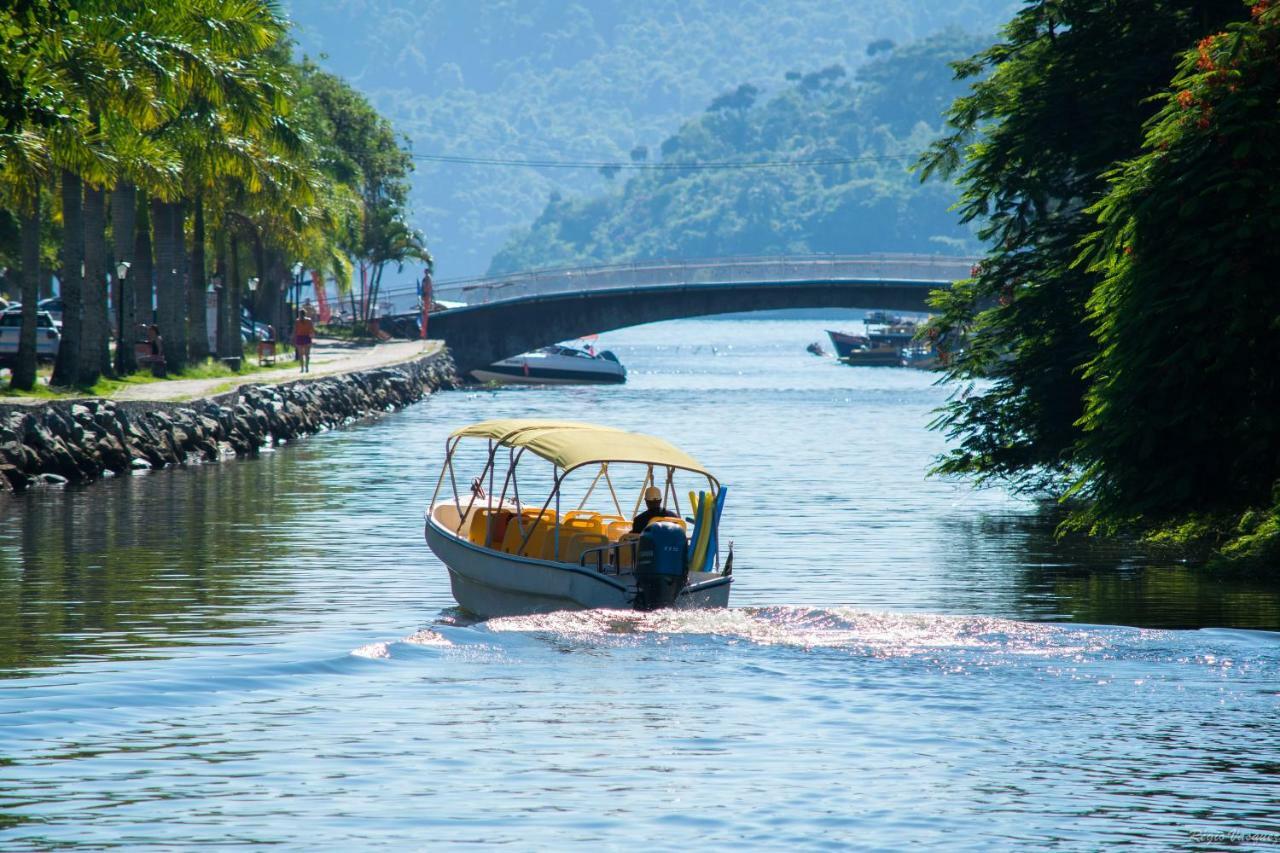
[424,419,733,617]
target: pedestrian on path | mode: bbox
[293,310,315,373]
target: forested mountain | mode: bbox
[488,30,988,273]
[286,1,1018,276]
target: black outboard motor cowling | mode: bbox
[633,521,688,610]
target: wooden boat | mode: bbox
[424,419,733,618]
[830,313,940,368]
[825,329,870,359]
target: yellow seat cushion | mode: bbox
[563,532,610,565]
[469,508,513,547]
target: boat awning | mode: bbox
[451,419,714,479]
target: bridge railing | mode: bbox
[428,253,978,305]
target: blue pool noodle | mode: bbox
[704,486,728,573]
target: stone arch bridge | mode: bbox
[413,254,976,376]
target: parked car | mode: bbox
[0,310,61,364]
[239,307,272,342]
[37,297,64,326]
[240,318,272,342]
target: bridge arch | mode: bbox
[421,255,973,375]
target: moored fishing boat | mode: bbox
[424,419,733,618]
[829,312,940,368]
[825,329,870,359]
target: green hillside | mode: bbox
[286,2,1016,276]
[488,30,987,274]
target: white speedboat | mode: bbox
[424,419,733,618]
[470,344,626,385]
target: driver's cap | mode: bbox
[644,486,662,502]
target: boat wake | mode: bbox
[351,628,452,659]
[474,606,1135,659]
[352,607,1276,673]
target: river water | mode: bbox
[3,317,1279,850]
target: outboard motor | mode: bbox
[633,521,688,610]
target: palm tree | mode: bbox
[149,0,291,368]
[50,169,84,387]
[111,181,137,373]
[0,130,48,390]
[43,2,169,386]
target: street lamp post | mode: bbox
[291,262,304,318]
[115,261,130,373]
[247,276,259,342]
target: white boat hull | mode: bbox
[469,368,621,386]
[470,347,627,386]
[424,506,731,619]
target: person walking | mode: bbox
[292,309,315,373]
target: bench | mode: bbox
[133,342,166,377]
[257,340,276,366]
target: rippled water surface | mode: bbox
[3,318,1279,849]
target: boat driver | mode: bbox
[632,485,679,534]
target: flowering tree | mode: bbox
[918,0,1245,494]
[1075,1,1280,529]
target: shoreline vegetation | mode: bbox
[0,1,427,397]
[921,0,1280,571]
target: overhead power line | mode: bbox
[410,152,920,170]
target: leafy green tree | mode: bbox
[293,58,424,324]
[1074,2,1280,526]
[918,0,1245,494]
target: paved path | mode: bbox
[4,338,442,405]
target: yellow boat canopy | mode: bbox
[451,419,714,480]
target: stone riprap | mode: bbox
[0,349,456,493]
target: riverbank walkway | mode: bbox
[3,338,442,406]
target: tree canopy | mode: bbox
[0,0,423,389]
[921,0,1280,565]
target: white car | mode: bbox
[0,310,61,363]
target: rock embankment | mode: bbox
[0,349,456,493]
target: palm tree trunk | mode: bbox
[52,170,83,387]
[227,231,242,360]
[248,231,267,337]
[79,182,108,385]
[10,197,41,391]
[112,182,137,374]
[213,227,229,357]
[169,199,188,370]
[132,193,154,352]
[265,250,285,340]
[151,198,176,365]
[187,194,209,363]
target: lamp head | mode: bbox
[248,277,259,292]
[292,261,304,276]
[116,260,131,279]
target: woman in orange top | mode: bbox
[293,309,315,373]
